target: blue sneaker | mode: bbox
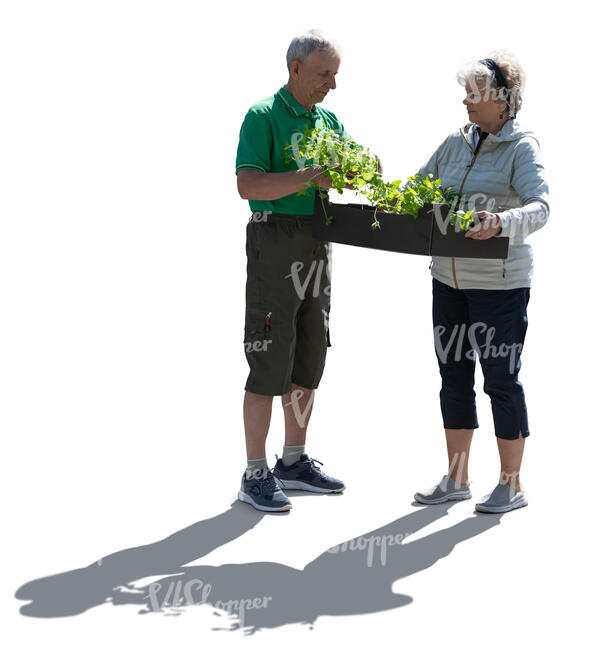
[238,467,292,512]
[272,453,345,493]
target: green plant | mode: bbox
[282,127,473,230]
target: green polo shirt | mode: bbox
[235,85,349,215]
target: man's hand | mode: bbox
[304,165,355,190]
[300,165,333,188]
[464,211,502,239]
[333,166,357,190]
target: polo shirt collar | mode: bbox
[276,85,318,117]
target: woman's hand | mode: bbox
[464,211,502,239]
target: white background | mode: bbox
[1,0,599,647]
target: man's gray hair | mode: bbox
[286,29,340,70]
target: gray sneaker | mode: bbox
[475,482,528,513]
[414,474,472,504]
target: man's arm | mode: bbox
[236,167,333,201]
[236,106,337,201]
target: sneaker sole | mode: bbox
[414,490,472,505]
[475,496,528,513]
[274,478,345,493]
[237,490,292,512]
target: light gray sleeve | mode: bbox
[495,136,550,239]
[416,137,446,178]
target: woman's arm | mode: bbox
[416,142,442,179]
[495,137,550,239]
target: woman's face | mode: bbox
[463,79,507,128]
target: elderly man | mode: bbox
[235,30,349,512]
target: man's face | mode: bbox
[290,49,341,106]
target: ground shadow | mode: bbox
[15,494,503,633]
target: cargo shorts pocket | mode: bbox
[243,306,272,354]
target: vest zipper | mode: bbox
[451,257,458,288]
[450,129,485,289]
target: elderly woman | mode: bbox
[413,51,550,513]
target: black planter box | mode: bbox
[312,195,509,259]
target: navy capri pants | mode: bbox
[432,277,530,440]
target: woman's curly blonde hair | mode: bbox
[456,49,526,117]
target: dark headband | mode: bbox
[478,57,516,117]
[479,58,508,90]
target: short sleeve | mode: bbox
[235,110,272,174]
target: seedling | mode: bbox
[283,128,473,230]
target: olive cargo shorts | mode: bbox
[244,213,331,396]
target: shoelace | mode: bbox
[275,453,326,474]
[305,457,326,477]
[261,472,278,493]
